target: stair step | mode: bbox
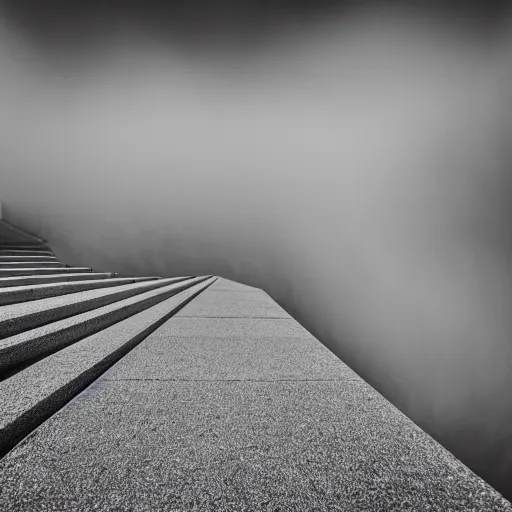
[0,276,193,339]
[0,262,65,269]
[0,267,92,277]
[0,256,58,263]
[0,276,163,306]
[0,276,216,456]
[0,276,207,374]
[0,249,53,256]
[0,273,115,288]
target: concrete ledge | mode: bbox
[0,276,160,306]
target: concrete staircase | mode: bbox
[1,219,511,510]
[0,220,216,458]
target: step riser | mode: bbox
[0,268,91,277]
[0,274,114,288]
[0,278,193,339]
[0,277,161,306]
[0,278,215,457]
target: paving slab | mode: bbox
[0,379,510,511]
[176,290,291,318]
[208,278,261,292]
[103,335,353,381]
[0,267,92,277]
[134,316,315,339]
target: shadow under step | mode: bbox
[0,276,216,457]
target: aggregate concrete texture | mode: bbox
[175,290,291,319]
[0,276,160,306]
[0,278,510,511]
[0,278,216,455]
[0,277,204,373]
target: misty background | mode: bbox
[1,0,512,500]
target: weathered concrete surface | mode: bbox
[0,277,216,456]
[0,278,510,511]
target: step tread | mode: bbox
[0,277,216,453]
[0,256,58,261]
[0,262,64,268]
[0,273,114,287]
[0,276,207,373]
[0,278,197,340]
[0,250,53,255]
[0,276,161,306]
[0,277,187,322]
[0,268,92,276]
